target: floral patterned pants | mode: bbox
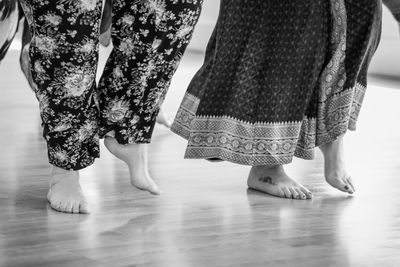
[19,0,203,170]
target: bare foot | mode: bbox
[47,167,89,214]
[156,107,172,128]
[319,136,355,194]
[247,165,312,200]
[104,137,162,195]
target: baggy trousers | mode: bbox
[19,0,203,170]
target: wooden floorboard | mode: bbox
[1,48,400,267]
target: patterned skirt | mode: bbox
[171,0,382,166]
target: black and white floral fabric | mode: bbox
[19,0,202,170]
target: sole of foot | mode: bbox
[247,165,312,200]
[104,137,162,195]
[47,167,89,214]
[319,136,355,195]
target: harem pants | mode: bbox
[18,0,203,170]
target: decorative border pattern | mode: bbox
[171,82,366,166]
[316,83,366,145]
[171,92,199,140]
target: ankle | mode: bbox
[52,166,80,174]
[252,164,283,174]
[130,143,148,160]
[50,167,79,184]
[321,136,344,150]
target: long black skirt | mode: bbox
[171,0,382,165]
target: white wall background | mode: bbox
[188,0,400,78]
[369,5,400,77]
[187,0,219,52]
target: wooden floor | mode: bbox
[1,47,400,267]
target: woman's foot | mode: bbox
[47,167,89,214]
[104,137,162,195]
[156,107,172,128]
[319,136,355,194]
[247,165,312,200]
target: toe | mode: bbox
[282,186,292,199]
[79,202,90,214]
[296,188,307,200]
[50,201,62,212]
[343,180,354,194]
[150,185,162,195]
[277,188,286,198]
[72,202,80,214]
[65,202,73,213]
[134,178,162,195]
[59,202,68,213]
[299,186,312,199]
[289,187,299,199]
[327,177,350,193]
[346,177,356,192]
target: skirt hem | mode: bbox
[171,82,364,166]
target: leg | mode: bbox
[98,0,203,193]
[319,136,355,194]
[156,105,172,128]
[247,165,313,200]
[20,0,103,213]
[315,0,381,195]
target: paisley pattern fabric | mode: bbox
[19,0,202,170]
[171,0,382,166]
